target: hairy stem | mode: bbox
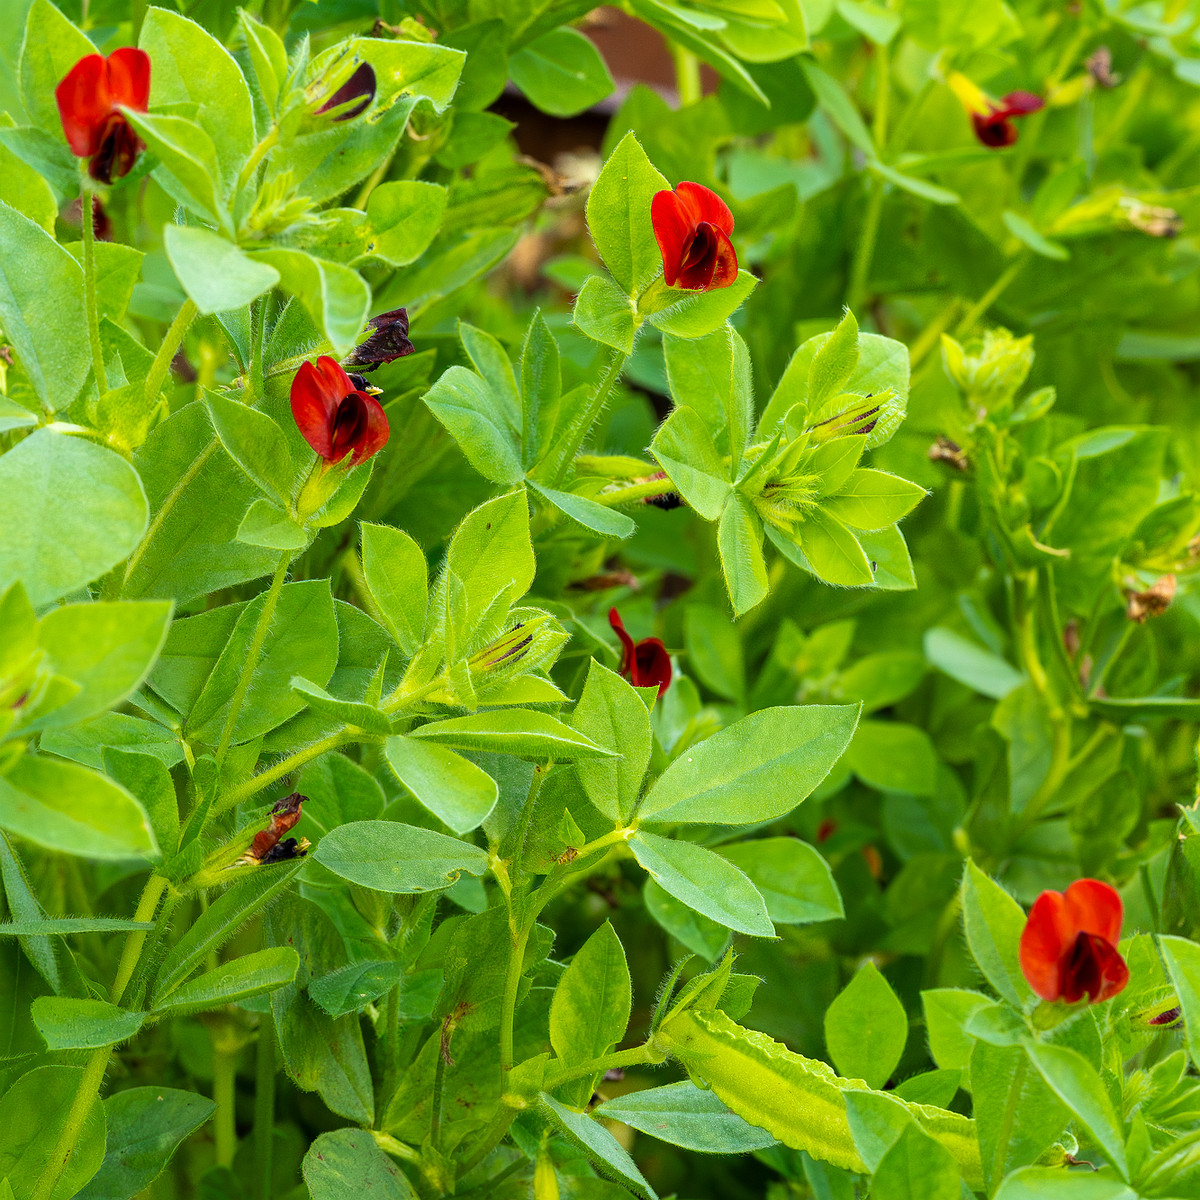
[954,254,1029,338]
[215,550,292,765]
[213,1043,238,1167]
[254,1019,276,1200]
[80,178,108,398]
[145,298,198,408]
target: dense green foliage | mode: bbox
[2,0,1200,1197]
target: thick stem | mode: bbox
[541,1042,659,1092]
[111,874,169,1005]
[145,298,198,407]
[213,1044,238,1167]
[254,1019,276,1200]
[80,178,108,398]
[215,551,292,764]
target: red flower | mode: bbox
[290,356,389,467]
[651,182,738,291]
[55,49,150,184]
[972,91,1044,148]
[1019,879,1130,1005]
[609,608,671,696]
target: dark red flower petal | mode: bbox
[972,112,1018,148]
[651,189,697,288]
[609,607,637,675]
[652,182,738,292]
[1060,932,1129,1004]
[56,49,150,177]
[350,392,389,464]
[632,637,672,696]
[89,114,143,184]
[315,62,376,121]
[996,90,1044,117]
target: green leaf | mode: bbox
[1003,211,1069,261]
[1023,1041,1127,1177]
[251,249,370,357]
[800,61,874,155]
[0,1065,106,1200]
[411,711,613,761]
[993,1168,1136,1200]
[586,131,670,297]
[510,26,614,117]
[0,755,156,860]
[151,946,300,1016]
[0,431,148,607]
[639,704,859,825]
[923,627,1024,699]
[139,7,255,193]
[922,988,994,1072]
[77,1087,215,1200]
[844,719,937,795]
[1158,935,1200,1071]
[0,919,154,935]
[124,111,225,228]
[720,839,843,925]
[238,10,288,113]
[164,225,279,316]
[573,272,638,353]
[313,819,490,893]
[651,406,732,520]
[0,202,89,412]
[364,181,448,267]
[870,1121,962,1200]
[539,1092,658,1200]
[550,922,631,1078]
[824,469,926,530]
[824,962,907,1088]
[529,481,637,539]
[102,747,180,858]
[302,1128,418,1200]
[571,661,652,823]
[291,676,391,735]
[808,310,860,408]
[960,861,1034,1008]
[798,510,875,586]
[594,1081,776,1153]
[154,862,304,1001]
[186,580,338,746]
[238,500,309,550]
[384,735,498,833]
[309,959,404,1018]
[630,831,773,937]
[424,365,525,485]
[0,136,57,233]
[646,270,759,340]
[718,493,769,616]
[644,878,730,961]
[18,0,95,135]
[360,523,427,655]
[520,312,561,467]
[30,601,172,731]
[870,161,960,205]
[31,997,145,1050]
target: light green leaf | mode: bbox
[720,839,843,925]
[360,522,428,655]
[164,225,279,316]
[824,962,907,1088]
[572,273,638,354]
[510,26,614,117]
[539,1092,657,1200]
[251,249,370,356]
[594,1082,776,1153]
[410,710,613,761]
[960,860,1034,1008]
[571,660,652,823]
[32,997,146,1050]
[151,946,300,1016]
[313,820,490,893]
[639,704,859,825]
[384,735,498,833]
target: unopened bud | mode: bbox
[941,329,1034,409]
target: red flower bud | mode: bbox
[609,607,671,696]
[651,182,738,291]
[55,49,150,184]
[290,355,389,467]
[1019,879,1130,1005]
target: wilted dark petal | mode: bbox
[344,307,415,371]
[315,62,376,122]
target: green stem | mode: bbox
[430,1028,448,1149]
[145,298,198,407]
[872,41,891,149]
[254,1019,276,1200]
[216,730,362,812]
[594,478,679,507]
[954,253,1029,338]
[907,298,961,369]
[80,176,107,398]
[122,438,219,592]
[671,44,702,107]
[213,1044,238,1167]
[548,351,627,486]
[541,1042,658,1092]
[215,550,292,765]
[846,179,884,313]
[30,874,167,1200]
